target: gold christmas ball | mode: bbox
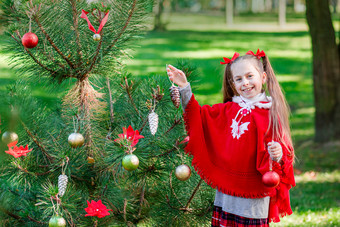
[68,132,84,148]
[1,131,18,144]
[175,164,191,181]
[87,156,95,164]
[122,154,139,171]
[93,33,101,41]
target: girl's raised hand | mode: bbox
[166,64,189,88]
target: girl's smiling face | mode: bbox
[231,59,267,99]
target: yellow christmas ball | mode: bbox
[1,131,18,144]
[175,164,191,181]
[68,132,84,148]
[93,33,101,41]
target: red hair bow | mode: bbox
[220,52,240,65]
[246,49,266,59]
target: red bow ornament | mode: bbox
[246,49,266,59]
[85,200,111,218]
[80,9,109,34]
[220,52,240,65]
[5,141,33,158]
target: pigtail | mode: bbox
[222,64,238,103]
[263,55,294,158]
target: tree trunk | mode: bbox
[154,0,165,31]
[306,0,340,142]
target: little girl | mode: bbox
[167,50,295,226]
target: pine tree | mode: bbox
[0,0,214,226]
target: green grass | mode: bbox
[1,12,339,226]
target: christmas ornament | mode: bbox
[5,141,32,158]
[68,132,84,148]
[87,156,95,164]
[93,33,101,41]
[169,85,180,108]
[262,171,280,188]
[85,200,111,218]
[114,126,144,147]
[122,154,139,171]
[49,215,66,227]
[148,110,159,135]
[80,9,109,41]
[58,174,68,197]
[22,32,38,48]
[2,131,18,144]
[175,164,191,181]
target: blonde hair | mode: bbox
[222,54,294,157]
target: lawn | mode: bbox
[0,12,339,226]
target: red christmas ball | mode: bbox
[262,171,280,188]
[22,32,38,48]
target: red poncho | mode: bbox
[183,95,295,222]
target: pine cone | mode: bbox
[148,110,159,136]
[58,174,68,197]
[169,85,180,108]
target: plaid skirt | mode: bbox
[211,206,269,227]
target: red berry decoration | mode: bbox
[262,171,280,188]
[22,32,38,48]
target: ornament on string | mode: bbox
[114,126,144,171]
[148,98,159,135]
[80,9,109,41]
[169,85,180,109]
[166,64,181,108]
[49,191,66,226]
[175,164,191,181]
[122,154,139,171]
[68,132,84,148]
[2,131,18,145]
[58,157,69,197]
[262,154,280,188]
[22,15,38,48]
[68,117,84,148]
[49,215,66,227]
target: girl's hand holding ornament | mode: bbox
[166,64,189,88]
[267,141,282,162]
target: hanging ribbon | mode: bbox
[220,52,240,65]
[80,9,109,34]
[246,49,266,59]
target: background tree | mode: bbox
[306,0,340,143]
[0,0,213,225]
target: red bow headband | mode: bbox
[246,49,266,59]
[220,52,240,65]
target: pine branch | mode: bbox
[27,215,47,224]
[106,78,114,128]
[21,120,54,162]
[169,172,184,207]
[85,30,103,79]
[11,32,57,75]
[184,179,203,210]
[165,117,183,134]
[138,179,146,217]
[33,15,76,70]
[104,0,137,54]
[70,0,82,66]
[120,77,143,121]
[0,207,24,222]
